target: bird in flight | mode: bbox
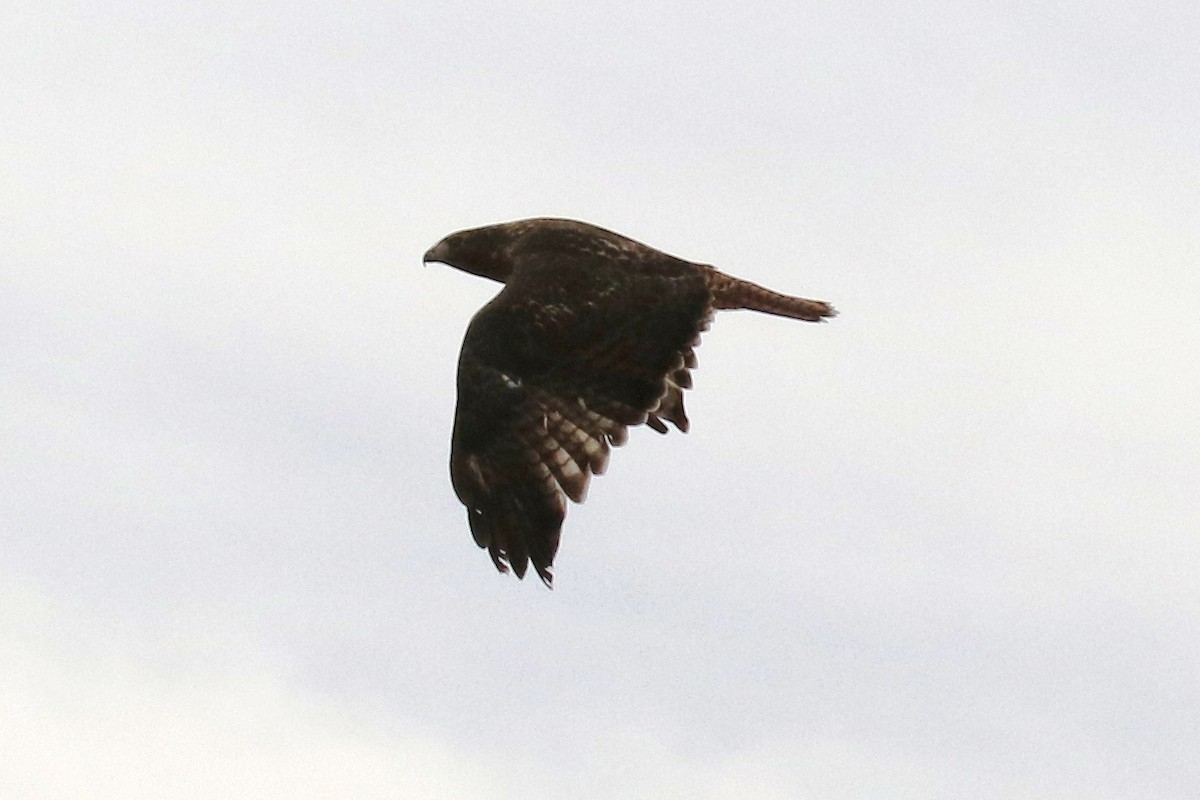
[424,218,835,586]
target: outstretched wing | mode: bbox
[449,252,711,585]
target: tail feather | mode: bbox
[706,268,836,322]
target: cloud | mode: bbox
[0,582,508,800]
[0,584,966,800]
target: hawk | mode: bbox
[423,218,835,586]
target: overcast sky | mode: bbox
[3,2,1198,798]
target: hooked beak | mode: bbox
[423,240,448,265]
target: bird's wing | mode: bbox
[449,254,711,584]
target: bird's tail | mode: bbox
[706,268,836,322]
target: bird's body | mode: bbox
[423,218,835,585]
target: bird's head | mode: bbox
[423,223,519,283]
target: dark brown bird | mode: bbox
[423,218,835,586]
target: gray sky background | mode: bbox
[3,2,1198,798]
